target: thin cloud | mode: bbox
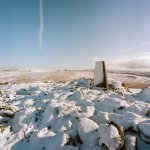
[91,52,150,71]
[126,42,150,50]
[39,0,44,49]
[118,41,150,54]
[117,53,150,70]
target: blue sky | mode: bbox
[0,0,150,69]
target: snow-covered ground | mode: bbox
[0,77,150,150]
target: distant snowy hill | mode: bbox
[0,68,150,88]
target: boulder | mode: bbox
[109,113,123,124]
[98,122,124,150]
[78,117,98,142]
[91,111,109,124]
[138,119,150,143]
[118,111,143,131]
[135,88,150,103]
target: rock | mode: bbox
[41,104,58,127]
[29,132,71,150]
[110,81,124,90]
[80,131,99,150]
[109,113,123,124]
[93,146,103,150]
[0,90,3,96]
[0,104,17,112]
[0,104,17,118]
[0,125,11,140]
[121,104,148,116]
[0,97,4,102]
[81,105,95,118]
[78,117,98,142]
[0,109,15,118]
[67,90,82,101]
[124,135,137,150]
[109,81,126,95]
[0,116,10,124]
[118,111,143,131]
[69,78,90,88]
[58,103,76,116]
[92,111,123,125]
[98,122,124,150]
[95,98,130,114]
[16,88,29,95]
[0,124,8,133]
[16,86,39,95]
[135,88,150,103]
[51,133,72,149]
[91,111,109,124]
[72,134,82,146]
[37,127,56,138]
[138,119,150,143]
[60,145,79,150]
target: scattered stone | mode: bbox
[0,124,8,133]
[138,119,150,143]
[0,109,15,118]
[60,145,79,150]
[118,111,143,131]
[0,125,11,140]
[78,117,98,142]
[80,131,99,150]
[81,105,95,117]
[0,105,17,118]
[92,146,103,150]
[16,88,29,95]
[109,81,127,95]
[124,135,137,150]
[91,111,109,124]
[73,134,83,146]
[98,122,124,150]
[59,103,76,116]
[109,113,123,124]
[0,105,17,112]
[54,133,72,148]
[69,78,90,88]
[135,88,150,103]
[67,90,82,101]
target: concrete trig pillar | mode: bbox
[94,61,108,90]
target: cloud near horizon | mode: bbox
[92,52,150,70]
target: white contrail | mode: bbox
[117,41,150,54]
[39,0,44,49]
[124,41,150,51]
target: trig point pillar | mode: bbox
[94,61,108,90]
